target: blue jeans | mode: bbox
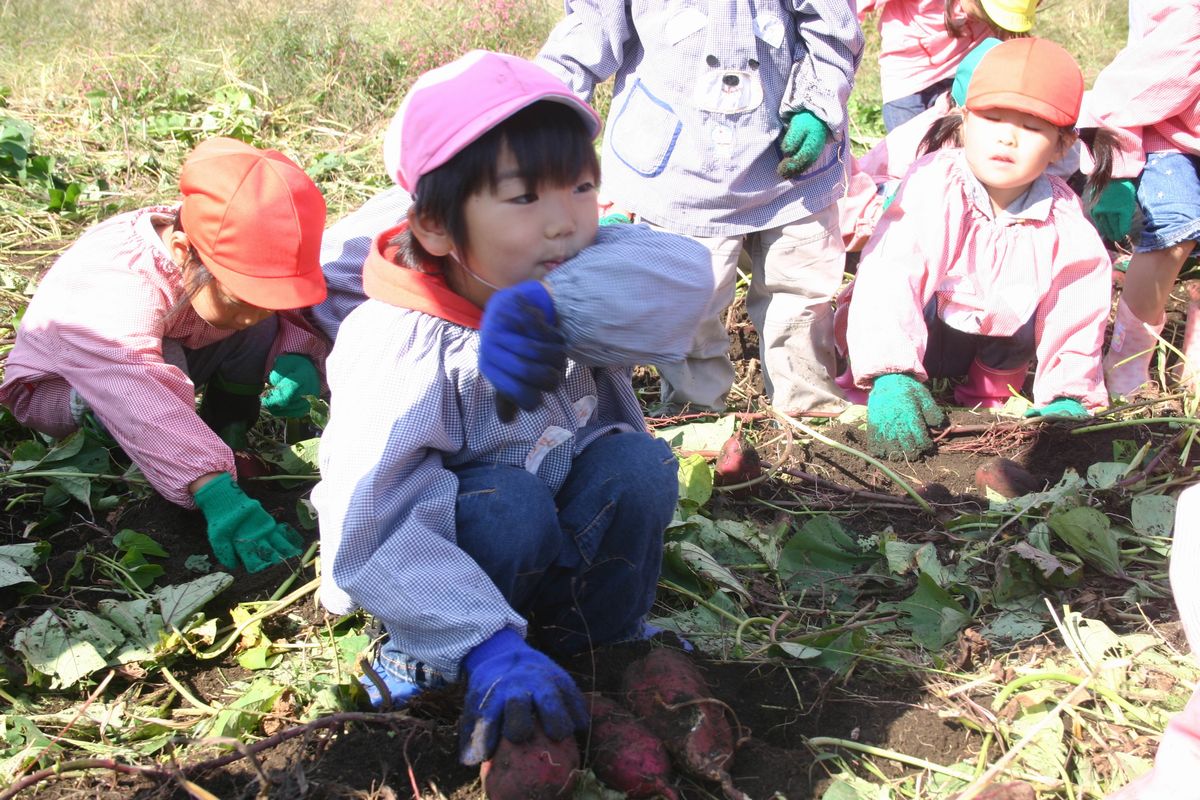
[1136,151,1200,252]
[375,431,678,686]
[882,78,953,133]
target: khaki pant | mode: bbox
[651,204,847,415]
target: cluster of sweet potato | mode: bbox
[482,648,744,799]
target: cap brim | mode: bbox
[204,258,328,311]
[967,92,1075,127]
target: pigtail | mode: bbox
[1077,126,1121,203]
[917,111,965,158]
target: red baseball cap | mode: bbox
[383,50,601,193]
[180,138,328,310]
[965,38,1083,128]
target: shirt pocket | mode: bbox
[610,78,682,177]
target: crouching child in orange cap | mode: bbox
[838,38,1122,460]
[0,137,329,573]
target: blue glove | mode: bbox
[479,280,566,419]
[262,353,320,418]
[458,628,589,765]
[867,373,946,460]
[1090,179,1136,242]
[777,110,829,178]
[1024,397,1089,419]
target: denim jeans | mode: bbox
[1136,151,1200,252]
[375,431,678,686]
[882,78,953,133]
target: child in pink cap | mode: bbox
[860,0,1039,132]
[839,38,1120,460]
[0,137,329,573]
[311,50,713,767]
[1081,1,1200,399]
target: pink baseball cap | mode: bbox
[383,50,601,193]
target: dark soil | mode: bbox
[4,288,1198,800]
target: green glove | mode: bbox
[194,473,303,572]
[866,373,946,460]
[1089,179,1136,242]
[262,353,320,419]
[1024,397,1089,419]
[599,212,632,226]
[777,110,829,179]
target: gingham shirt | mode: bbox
[313,223,711,681]
[536,0,862,237]
[1081,1,1200,179]
[857,0,991,103]
[310,186,412,343]
[0,206,329,508]
[846,149,1111,408]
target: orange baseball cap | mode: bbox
[179,137,328,310]
[965,37,1083,128]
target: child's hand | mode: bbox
[263,353,320,418]
[1024,397,1089,419]
[458,628,588,765]
[193,473,303,572]
[777,110,829,179]
[866,373,945,460]
[479,280,567,419]
[1089,179,1136,242]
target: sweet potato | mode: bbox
[621,649,737,787]
[583,692,679,800]
[713,433,762,498]
[975,456,1044,500]
[480,723,580,800]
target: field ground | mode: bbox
[3,1,1197,799]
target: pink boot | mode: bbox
[1106,685,1200,799]
[953,359,1028,409]
[1104,297,1165,398]
[834,366,869,405]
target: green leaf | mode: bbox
[882,572,971,651]
[779,515,877,594]
[0,543,47,589]
[238,644,283,670]
[13,609,126,688]
[1086,461,1131,489]
[1131,495,1176,538]
[1048,506,1123,576]
[654,414,736,452]
[981,609,1045,644]
[113,529,168,559]
[674,453,713,510]
[154,572,234,628]
[664,541,749,601]
[206,677,286,739]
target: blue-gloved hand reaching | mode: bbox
[777,110,829,179]
[479,280,567,421]
[458,628,589,765]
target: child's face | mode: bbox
[189,275,274,331]
[452,145,599,307]
[962,107,1067,214]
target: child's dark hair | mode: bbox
[164,207,215,324]
[916,110,1121,201]
[394,100,599,269]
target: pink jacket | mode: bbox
[1081,0,1200,178]
[846,149,1111,408]
[0,206,328,508]
[839,97,951,250]
[859,0,991,103]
